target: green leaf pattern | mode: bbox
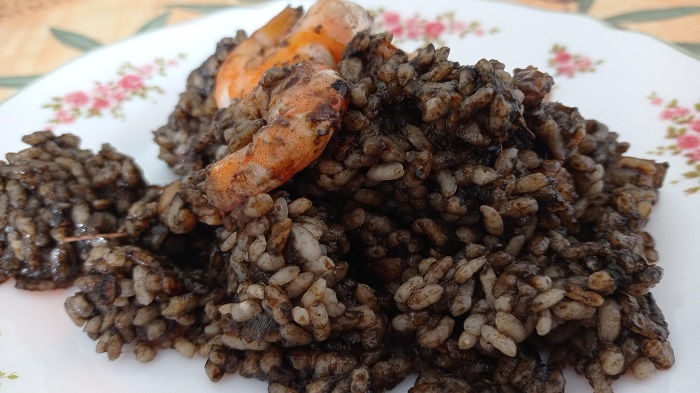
[0,370,20,382]
[137,12,172,34]
[674,42,700,59]
[165,4,236,13]
[577,4,700,60]
[0,75,41,88]
[577,0,594,14]
[604,7,700,24]
[165,1,265,13]
[49,28,102,51]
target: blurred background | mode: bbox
[1,0,699,102]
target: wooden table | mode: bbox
[1,0,700,102]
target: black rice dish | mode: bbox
[1,31,674,393]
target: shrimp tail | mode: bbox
[214,0,373,108]
[215,6,303,108]
[255,6,303,47]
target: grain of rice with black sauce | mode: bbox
[0,31,673,393]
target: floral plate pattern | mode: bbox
[43,56,184,127]
[372,8,498,47]
[648,93,700,195]
[0,1,699,393]
[547,44,603,78]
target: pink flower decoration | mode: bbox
[557,64,576,78]
[575,57,593,71]
[390,25,405,38]
[91,98,110,111]
[382,12,401,26]
[138,64,155,76]
[677,133,700,150]
[372,9,496,46]
[64,91,89,107]
[405,17,422,39]
[659,109,674,120]
[43,56,185,126]
[648,94,700,195]
[690,118,700,133]
[548,44,601,77]
[450,21,467,33]
[676,107,690,117]
[424,21,446,39]
[92,84,111,97]
[690,148,700,162]
[660,107,691,120]
[554,51,572,64]
[118,74,144,91]
[111,90,126,103]
[55,110,75,124]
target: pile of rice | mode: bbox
[1,31,673,393]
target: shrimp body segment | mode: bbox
[214,0,372,108]
[205,62,348,214]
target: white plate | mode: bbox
[1,0,699,392]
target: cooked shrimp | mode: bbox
[293,0,373,45]
[205,61,348,214]
[214,0,372,108]
[213,6,302,109]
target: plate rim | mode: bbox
[1,0,698,107]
